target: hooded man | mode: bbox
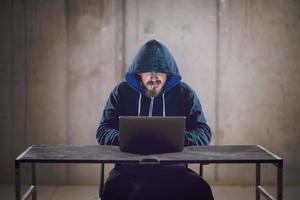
[97,40,214,200]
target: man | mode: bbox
[97,40,214,200]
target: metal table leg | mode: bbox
[277,162,283,200]
[256,162,282,200]
[32,163,37,200]
[199,164,203,177]
[15,162,37,200]
[256,163,261,200]
[15,161,20,200]
[99,163,105,198]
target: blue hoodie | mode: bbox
[97,40,211,146]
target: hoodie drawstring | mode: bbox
[149,97,154,116]
[138,93,166,117]
[162,93,166,117]
[138,93,142,116]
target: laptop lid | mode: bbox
[119,116,185,154]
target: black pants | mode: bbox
[101,165,214,200]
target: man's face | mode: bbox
[140,72,167,97]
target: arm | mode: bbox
[96,86,120,145]
[184,89,211,146]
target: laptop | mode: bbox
[119,116,185,154]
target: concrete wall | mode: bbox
[218,0,300,185]
[0,0,120,184]
[0,0,299,186]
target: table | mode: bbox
[15,145,283,200]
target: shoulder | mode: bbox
[111,81,137,97]
[112,81,131,92]
[175,82,196,96]
[173,82,202,105]
[178,82,193,91]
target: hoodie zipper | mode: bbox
[148,96,154,116]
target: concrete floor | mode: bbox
[1,185,299,200]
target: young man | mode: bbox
[97,40,214,200]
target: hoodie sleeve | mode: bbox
[96,86,120,145]
[184,89,211,146]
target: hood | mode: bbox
[125,40,181,94]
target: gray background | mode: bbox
[1,0,299,187]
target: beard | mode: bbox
[145,80,163,96]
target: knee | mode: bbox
[101,172,126,200]
[182,172,214,199]
[193,178,214,199]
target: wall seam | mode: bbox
[214,0,221,182]
[64,0,71,184]
[121,0,127,78]
[9,0,15,184]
